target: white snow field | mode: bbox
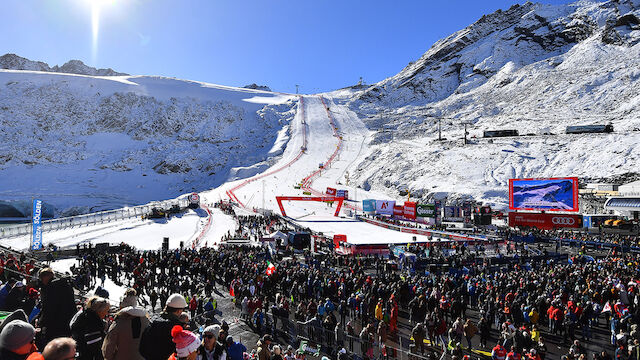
[0,70,295,216]
[4,0,640,251]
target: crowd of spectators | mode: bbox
[1,203,640,360]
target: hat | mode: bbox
[0,320,35,351]
[226,336,234,344]
[203,325,221,338]
[166,294,187,308]
[261,334,272,342]
[28,289,39,299]
[13,282,24,289]
[171,326,200,358]
[0,310,28,335]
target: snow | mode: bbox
[2,209,205,251]
[0,70,296,216]
[3,0,640,252]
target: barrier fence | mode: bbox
[259,315,446,360]
[0,198,189,239]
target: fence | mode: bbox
[0,198,189,239]
[244,314,447,360]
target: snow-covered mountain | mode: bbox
[0,53,128,76]
[333,0,640,207]
[0,70,295,216]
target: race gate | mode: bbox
[275,196,344,217]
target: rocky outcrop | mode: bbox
[0,53,128,76]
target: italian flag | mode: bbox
[266,261,276,276]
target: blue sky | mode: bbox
[1,0,574,93]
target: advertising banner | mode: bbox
[508,212,582,230]
[443,206,464,222]
[326,187,337,196]
[416,204,435,218]
[434,200,442,224]
[375,200,395,215]
[462,201,472,224]
[336,190,349,199]
[403,201,417,220]
[31,199,43,251]
[362,199,376,213]
[509,177,579,212]
[393,205,404,217]
[333,234,347,249]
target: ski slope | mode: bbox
[202,95,417,245]
[4,94,426,250]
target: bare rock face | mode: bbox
[0,53,128,76]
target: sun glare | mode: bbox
[80,0,118,64]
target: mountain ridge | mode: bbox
[0,53,128,76]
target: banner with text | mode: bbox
[31,199,43,251]
[416,204,436,218]
[375,200,395,215]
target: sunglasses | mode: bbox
[204,334,216,339]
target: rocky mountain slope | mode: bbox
[335,0,640,207]
[0,53,128,76]
[0,71,294,216]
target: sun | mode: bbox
[79,0,118,64]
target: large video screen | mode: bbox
[509,177,579,212]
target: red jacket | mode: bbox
[492,345,507,360]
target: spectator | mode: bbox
[196,325,225,360]
[70,296,110,360]
[225,336,245,360]
[42,338,76,360]
[139,294,187,360]
[0,319,43,360]
[257,335,271,360]
[168,326,200,360]
[101,303,149,360]
[38,268,76,345]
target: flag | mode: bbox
[266,261,276,276]
[229,284,235,297]
[602,301,612,313]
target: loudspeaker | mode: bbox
[162,237,169,251]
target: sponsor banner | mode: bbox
[358,216,490,243]
[333,234,347,249]
[434,200,442,224]
[416,204,436,218]
[31,199,43,250]
[362,199,376,213]
[509,177,579,212]
[403,201,417,219]
[336,189,349,199]
[443,206,464,222]
[376,200,395,215]
[508,212,582,230]
[462,201,472,224]
[393,205,404,217]
[326,187,337,196]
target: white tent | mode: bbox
[268,230,288,245]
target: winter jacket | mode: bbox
[226,342,246,360]
[0,349,44,360]
[138,312,182,360]
[196,342,227,360]
[71,309,107,360]
[257,341,270,360]
[39,277,77,341]
[102,307,150,360]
